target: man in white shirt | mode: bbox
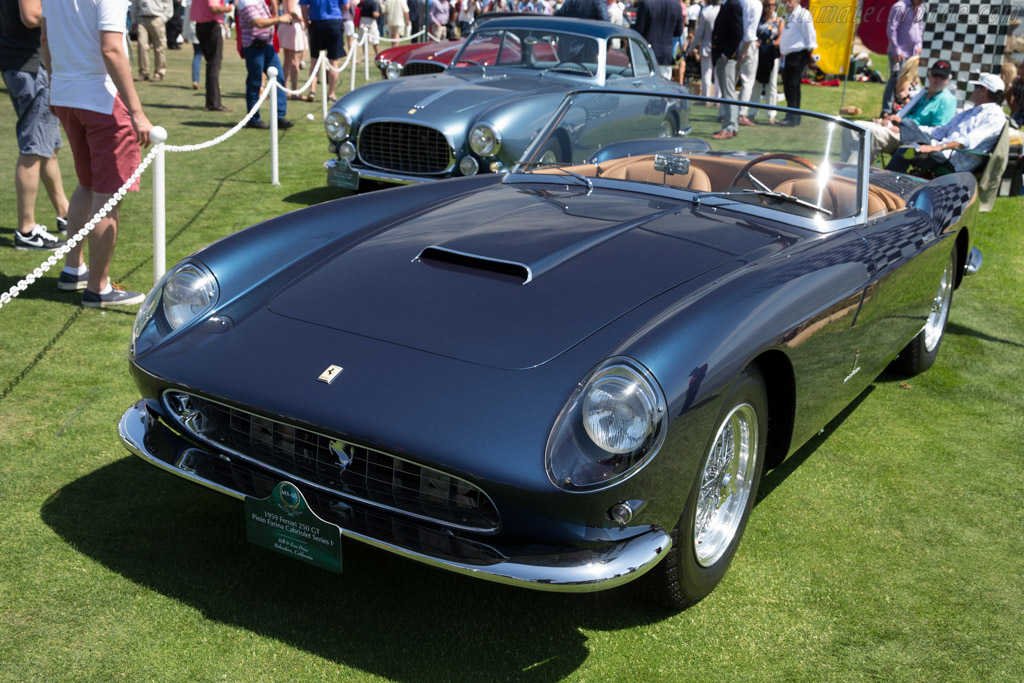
[41,0,153,307]
[736,0,760,127]
[690,0,719,99]
[776,0,814,126]
[887,73,1008,175]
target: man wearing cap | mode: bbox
[887,73,1007,175]
[840,60,957,165]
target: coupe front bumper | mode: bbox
[119,400,672,592]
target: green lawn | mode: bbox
[1,47,1023,681]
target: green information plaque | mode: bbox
[327,161,360,190]
[245,482,342,574]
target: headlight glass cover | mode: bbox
[546,358,667,491]
[324,110,351,141]
[385,62,403,79]
[132,261,219,356]
[468,123,500,157]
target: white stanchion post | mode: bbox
[321,51,328,121]
[364,39,369,81]
[268,66,280,186]
[151,125,168,285]
[350,43,357,92]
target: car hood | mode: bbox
[266,181,781,369]
[360,70,572,117]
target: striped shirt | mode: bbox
[237,0,273,48]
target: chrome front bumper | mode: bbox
[119,400,672,592]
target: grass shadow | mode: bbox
[41,458,674,681]
[755,385,874,505]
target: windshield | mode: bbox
[516,92,869,223]
[453,29,602,78]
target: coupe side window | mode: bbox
[628,39,655,77]
[606,38,635,79]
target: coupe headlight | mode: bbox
[546,358,667,491]
[386,62,403,79]
[324,110,351,141]
[469,123,501,157]
[132,261,219,356]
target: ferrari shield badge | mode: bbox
[318,365,343,384]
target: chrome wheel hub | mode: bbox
[924,252,955,353]
[694,403,758,567]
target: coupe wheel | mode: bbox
[641,364,767,610]
[537,138,565,165]
[659,113,678,138]
[890,244,957,375]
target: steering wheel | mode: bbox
[729,153,839,213]
[552,61,594,77]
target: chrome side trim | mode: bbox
[355,168,434,185]
[119,401,672,592]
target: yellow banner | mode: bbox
[809,0,858,75]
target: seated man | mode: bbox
[840,60,957,165]
[887,73,1007,175]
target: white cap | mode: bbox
[968,73,1005,93]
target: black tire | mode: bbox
[641,363,768,610]
[660,112,679,138]
[890,244,957,376]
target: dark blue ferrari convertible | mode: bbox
[121,91,981,609]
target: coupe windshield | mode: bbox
[455,29,602,77]
[518,92,871,222]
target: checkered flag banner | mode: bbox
[918,0,1017,107]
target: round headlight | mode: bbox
[338,141,356,162]
[546,358,667,491]
[386,62,403,79]
[458,155,479,176]
[324,110,350,141]
[163,264,218,330]
[582,366,660,454]
[469,123,501,157]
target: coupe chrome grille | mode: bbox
[403,62,445,77]
[358,121,452,174]
[163,392,499,532]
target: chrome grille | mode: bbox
[358,121,452,174]
[403,62,445,77]
[164,392,499,532]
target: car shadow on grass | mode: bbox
[41,456,673,680]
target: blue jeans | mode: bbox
[191,43,202,84]
[244,42,286,123]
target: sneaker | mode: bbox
[81,283,145,308]
[57,268,89,291]
[279,118,295,129]
[246,119,270,130]
[14,224,66,251]
[56,216,68,236]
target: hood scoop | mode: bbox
[417,246,533,284]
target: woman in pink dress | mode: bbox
[278,0,311,99]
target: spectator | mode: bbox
[191,0,232,111]
[555,0,607,20]
[710,0,743,139]
[517,0,535,12]
[237,0,295,128]
[840,59,956,165]
[358,0,381,57]
[166,0,184,48]
[735,0,760,127]
[409,0,424,41]
[278,0,307,98]
[690,0,719,100]
[1,0,69,252]
[182,0,203,89]
[301,0,346,101]
[606,0,623,25]
[131,0,173,82]
[885,54,920,115]
[881,0,923,117]
[776,0,814,126]
[429,0,449,40]
[384,0,409,38]
[455,0,474,36]
[634,0,683,80]
[1007,58,1024,128]
[748,0,780,123]
[42,0,153,306]
[886,73,1007,175]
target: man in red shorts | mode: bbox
[41,0,153,307]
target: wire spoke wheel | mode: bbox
[693,403,758,567]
